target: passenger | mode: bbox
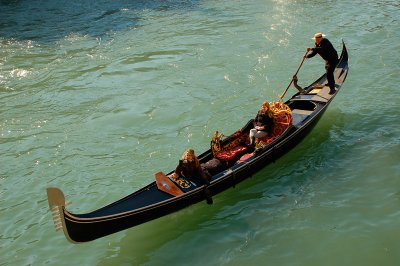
[171,149,213,204]
[249,101,274,147]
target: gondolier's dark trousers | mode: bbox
[326,59,339,91]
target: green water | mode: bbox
[1,0,399,265]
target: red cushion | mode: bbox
[238,153,255,162]
[216,146,248,161]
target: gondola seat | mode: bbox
[211,131,249,163]
[215,145,248,161]
[258,111,292,145]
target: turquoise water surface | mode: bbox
[1,0,399,265]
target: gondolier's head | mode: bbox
[312,32,325,43]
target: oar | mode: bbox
[279,50,308,99]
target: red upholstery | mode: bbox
[237,152,255,163]
[259,112,292,144]
[215,146,248,161]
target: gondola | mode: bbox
[47,42,349,243]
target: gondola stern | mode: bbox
[46,187,80,244]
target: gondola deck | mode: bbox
[47,42,349,243]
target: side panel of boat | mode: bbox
[63,187,210,242]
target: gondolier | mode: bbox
[305,32,339,94]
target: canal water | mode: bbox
[1,0,399,265]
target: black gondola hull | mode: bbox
[47,42,349,243]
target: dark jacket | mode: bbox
[307,38,338,64]
[254,111,274,132]
[175,160,209,185]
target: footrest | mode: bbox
[155,172,185,197]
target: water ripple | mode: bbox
[1,0,400,265]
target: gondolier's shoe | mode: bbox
[329,83,338,94]
[204,188,213,205]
